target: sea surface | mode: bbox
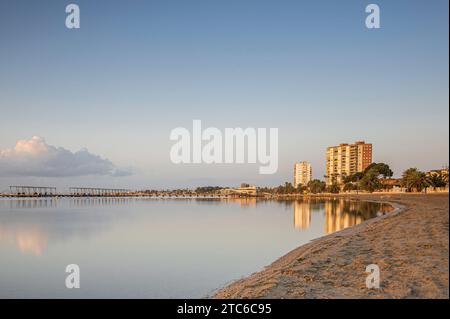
[0,197,391,298]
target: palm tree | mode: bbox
[327,183,340,194]
[426,174,447,190]
[307,179,326,194]
[401,168,428,192]
[343,182,356,192]
[360,170,382,192]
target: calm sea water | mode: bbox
[0,197,390,298]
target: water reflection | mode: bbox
[0,197,263,257]
[324,200,364,234]
[0,198,57,209]
[0,197,140,209]
[0,224,48,256]
[293,201,312,230]
[292,198,392,233]
[0,198,393,257]
[0,198,117,256]
[0,198,396,298]
[194,197,258,207]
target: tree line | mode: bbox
[169,164,448,195]
[259,163,448,194]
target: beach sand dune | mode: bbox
[215,193,449,299]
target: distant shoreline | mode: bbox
[214,193,449,299]
[1,189,448,199]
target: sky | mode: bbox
[0,0,448,191]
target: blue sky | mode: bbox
[0,0,448,190]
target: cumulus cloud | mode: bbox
[0,136,131,177]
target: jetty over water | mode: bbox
[9,186,57,196]
[69,187,132,196]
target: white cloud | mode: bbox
[0,136,131,177]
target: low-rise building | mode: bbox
[426,168,449,183]
[221,184,258,196]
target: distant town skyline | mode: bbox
[0,0,448,191]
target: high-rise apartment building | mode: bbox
[294,162,312,188]
[326,141,372,185]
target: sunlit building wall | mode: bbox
[326,141,372,185]
[294,162,312,188]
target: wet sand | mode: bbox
[214,193,449,299]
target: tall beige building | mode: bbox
[294,162,312,188]
[326,141,372,185]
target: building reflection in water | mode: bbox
[293,201,311,230]
[292,198,391,234]
[226,197,257,207]
[196,197,258,207]
[0,225,48,256]
[324,199,391,234]
[325,200,364,234]
[0,197,394,256]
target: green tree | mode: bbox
[195,186,223,193]
[427,174,447,189]
[284,182,295,194]
[356,163,394,192]
[359,169,382,192]
[344,172,364,183]
[276,182,296,194]
[296,184,307,193]
[343,182,356,192]
[276,185,285,194]
[401,168,428,192]
[307,179,326,194]
[327,183,340,194]
[364,163,394,179]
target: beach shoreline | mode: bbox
[214,193,449,299]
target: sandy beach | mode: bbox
[214,193,449,299]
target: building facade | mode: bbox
[326,141,372,185]
[294,162,312,188]
[221,183,258,196]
